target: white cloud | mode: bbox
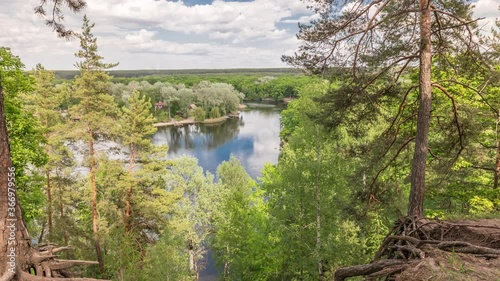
[125,29,156,44]
[86,0,307,41]
[473,0,499,18]
[123,29,212,55]
[0,0,311,69]
[281,14,321,24]
[473,0,499,32]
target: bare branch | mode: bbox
[34,0,87,38]
[432,82,465,163]
[353,0,388,77]
[369,136,416,190]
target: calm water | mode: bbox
[152,104,282,179]
[152,104,281,281]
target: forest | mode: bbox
[0,0,499,281]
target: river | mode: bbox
[152,103,282,280]
[152,103,282,178]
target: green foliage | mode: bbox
[142,232,191,281]
[5,9,499,278]
[211,156,280,280]
[104,230,142,281]
[209,107,221,119]
[1,47,47,222]
[192,107,206,121]
[259,80,408,278]
[469,196,495,216]
[70,16,119,140]
[75,15,118,71]
[119,89,157,149]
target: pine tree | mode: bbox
[70,15,119,277]
[119,89,157,232]
[22,64,69,242]
[0,47,103,281]
[283,0,493,217]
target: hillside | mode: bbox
[335,218,500,281]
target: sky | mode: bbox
[0,0,497,70]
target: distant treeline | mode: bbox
[53,68,325,109]
[54,68,303,80]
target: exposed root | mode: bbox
[334,259,412,281]
[0,271,15,281]
[334,217,500,280]
[20,245,107,281]
[20,272,107,281]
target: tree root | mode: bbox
[334,216,500,280]
[20,272,108,281]
[334,259,411,281]
[0,272,15,281]
[2,244,109,281]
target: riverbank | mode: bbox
[154,116,231,127]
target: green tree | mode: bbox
[22,64,70,241]
[283,0,494,217]
[160,85,179,119]
[0,47,47,229]
[0,46,103,281]
[1,50,47,224]
[212,156,279,281]
[192,107,206,122]
[119,89,157,232]
[70,15,119,277]
[167,156,219,280]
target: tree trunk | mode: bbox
[56,170,69,249]
[44,117,53,240]
[408,0,433,218]
[315,138,323,281]
[494,115,500,189]
[495,143,500,189]
[88,131,105,277]
[223,245,229,280]
[124,144,134,232]
[46,169,52,240]
[0,72,32,280]
[188,239,198,280]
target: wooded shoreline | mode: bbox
[154,115,237,127]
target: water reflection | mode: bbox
[152,106,281,281]
[152,106,281,178]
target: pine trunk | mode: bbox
[124,144,134,232]
[46,169,52,239]
[45,119,53,239]
[495,143,499,189]
[316,141,322,281]
[0,71,31,281]
[495,117,500,189]
[89,131,105,277]
[408,0,433,218]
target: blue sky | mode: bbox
[0,0,497,70]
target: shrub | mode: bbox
[192,107,206,122]
[209,107,221,119]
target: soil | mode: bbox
[334,218,500,281]
[395,218,500,281]
[395,247,500,281]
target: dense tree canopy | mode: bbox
[0,1,498,281]
[283,0,497,217]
